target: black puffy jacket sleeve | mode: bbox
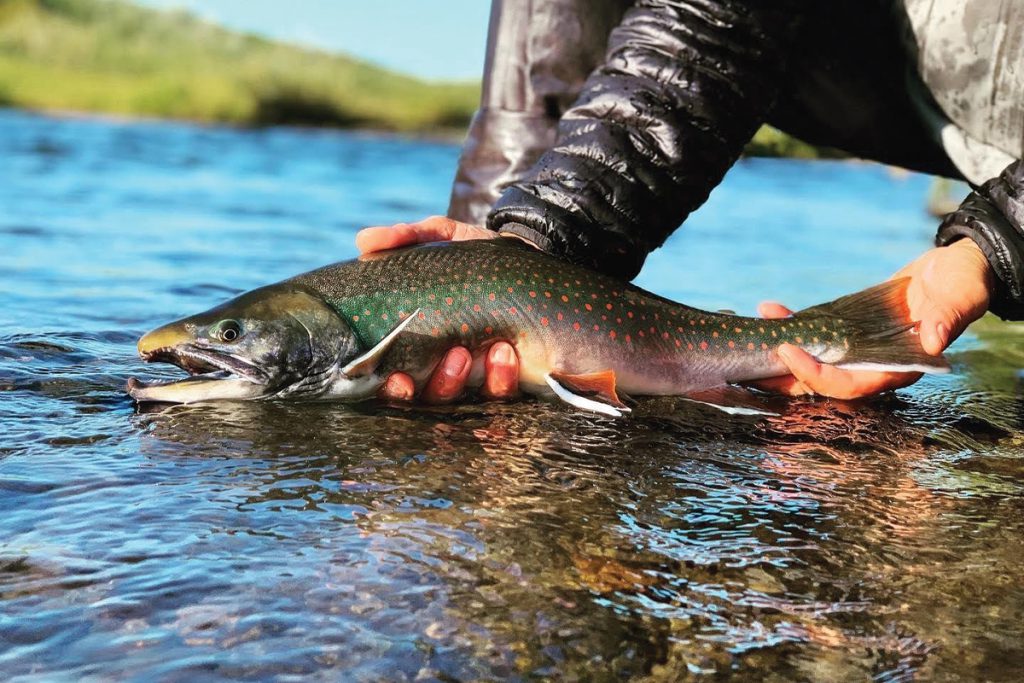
[486,0,805,279]
[937,159,1024,320]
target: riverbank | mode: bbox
[0,0,830,155]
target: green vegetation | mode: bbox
[0,0,831,155]
[0,0,479,131]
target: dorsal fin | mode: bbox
[341,309,421,377]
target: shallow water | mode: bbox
[1,108,1023,681]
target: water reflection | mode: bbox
[2,109,1023,679]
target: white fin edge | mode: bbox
[835,362,950,375]
[342,308,421,377]
[545,374,627,417]
[681,398,778,417]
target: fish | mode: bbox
[127,239,949,416]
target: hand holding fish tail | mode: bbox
[750,240,993,399]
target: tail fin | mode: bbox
[797,278,950,374]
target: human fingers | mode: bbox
[757,301,794,319]
[776,343,921,399]
[421,346,473,404]
[378,372,415,401]
[481,342,519,399]
[356,216,493,255]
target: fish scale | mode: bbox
[291,240,853,394]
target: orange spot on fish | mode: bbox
[728,341,735,349]
[712,331,719,338]
[529,291,537,298]
[507,287,514,294]
[573,322,581,331]
[591,293,598,299]
[431,327,440,336]
[687,342,693,350]
[461,323,469,333]
[609,330,617,340]
[627,311,634,319]
[747,342,755,350]
[428,294,435,301]
[605,303,613,310]
[585,303,592,311]
[557,312,563,321]
[508,306,518,315]
[761,343,768,350]
[795,336,803,344]
[541,317,549,326]
[700,341,708,351]
[561,295,569,303]
[526,304,533,312]
[662,332,669,340]
[675,339,681,348]
[734,327,743,333]
[418,312,426,320]
[382,313,389,321]
[544,291,552,298]
[625,334,631,343]
[593,324,600,331]
[352,315,359,322]
[445,297,454,306]
[473,304,481,312]
[489,293,496,301]
[485,326,493,334]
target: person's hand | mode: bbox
[356,216,520,404]
[750,239,994,399]
[355,215,498,254]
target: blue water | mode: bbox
[1,109,1023,680]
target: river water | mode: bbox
[1,109,1022,681]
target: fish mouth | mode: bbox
[128,344,269,404]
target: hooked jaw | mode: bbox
[128,323,268,404]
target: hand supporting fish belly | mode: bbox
[128,240,948,416]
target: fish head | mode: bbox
[128,284,358,403]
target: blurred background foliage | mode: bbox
[0,0,827,154]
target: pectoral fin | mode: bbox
[545,370,630,417]
[341,308,421,378]
[682,386,778,416]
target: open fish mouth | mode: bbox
[128,344,268,404]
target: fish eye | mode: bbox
[215,320,242,343]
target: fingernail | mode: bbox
[777,344,793,361]
[936,322,948,349]
[445,350,469,377]
[494,344,514,366]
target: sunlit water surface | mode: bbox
[1,109,1023,681]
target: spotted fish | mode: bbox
[127,239,948,415]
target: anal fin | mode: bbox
[546,371,630,417]
[682,386,778,417]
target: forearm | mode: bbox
[936,159,1024,320]
[488,0,805,279]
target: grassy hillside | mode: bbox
[0,0,828,155]
[0,0,480,131]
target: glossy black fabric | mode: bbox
[487,0,804,279]
[452,0,1024,319]
[938,160,1024,320]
